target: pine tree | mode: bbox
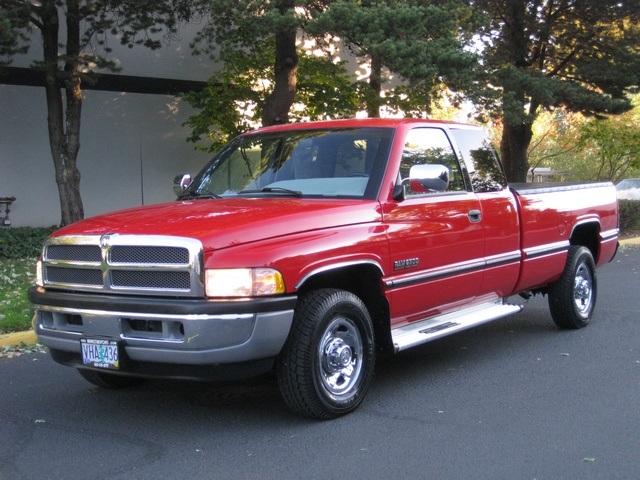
[312,0,480,117]
[472,0,640,182]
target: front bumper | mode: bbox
[29,287,296,379]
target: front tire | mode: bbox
[548,246,597,329]
[277,289,375,419]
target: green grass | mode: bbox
[0,257,37,334]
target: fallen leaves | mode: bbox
[0,342,46,359]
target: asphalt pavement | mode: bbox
[0,245,639,479]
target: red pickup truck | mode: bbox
[29,118,619,419]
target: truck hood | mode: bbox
[53,198,382,252]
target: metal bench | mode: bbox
[0,197,16,226]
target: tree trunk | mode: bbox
[500,119,533,183]
[262,1,298,126]
[498,1,534,183]
[366,52,383,118]
[41,0,84,226]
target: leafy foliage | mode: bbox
[192,0,326,126]
[1,1,200,75]
[527,95,640,183]
[184,39,364,151]
[619,200,640,232]
[526,109,583,176]
[293,53,365,122]
[0,227,56,260]
[192,0,309,54]
[186,0,481,145]
[577,110,640,182]
[183,45,268,151]
[475,1,640,117]
[0,5,28,64]
[311,0,480,112]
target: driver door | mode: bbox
[383,127,485,327]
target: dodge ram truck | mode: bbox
[29,118,619,419]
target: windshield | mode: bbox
[181,127,393,200]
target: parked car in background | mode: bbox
[616,178,640,200]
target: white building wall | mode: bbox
[0,23,214,227]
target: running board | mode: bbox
[392,301,523,353]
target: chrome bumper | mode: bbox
[30,287,296,367]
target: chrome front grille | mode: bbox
[46,244,102,262]
[41,235,204,297]
[109,245,190,265]
[45,266,104,286]
[111,269,192,290]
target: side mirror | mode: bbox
[173,174,192,197]
[407,164,449,193]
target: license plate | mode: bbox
[80,338,120,370]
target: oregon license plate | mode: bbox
[80,338,120,370]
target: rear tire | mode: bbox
[277,289,375,419]
[77,368,143,389]
[548,246,597,329]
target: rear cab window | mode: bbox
[448,127,507,192]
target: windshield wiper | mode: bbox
[261,187,303,197]
[178,190,221,200]
[239,187,303,197]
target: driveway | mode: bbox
[1,247,639,480]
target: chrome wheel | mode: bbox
[318,316,364,399]
[573,262,594,318]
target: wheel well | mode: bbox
[570,222,600,262]
[296,264,393,354]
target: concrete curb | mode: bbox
[0,237,638,348]
[0,329,38,347]
[620,237,640,246]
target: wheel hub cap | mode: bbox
[318,317,364,398]
[575,278,590,300]
[326,339,353,372]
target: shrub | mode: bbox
[0,226,57,259]
[619,200,640,232]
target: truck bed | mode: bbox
[510,181,614,195]
[510,180,619,293]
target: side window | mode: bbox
[449,128,507,192]
[400,128,465,195]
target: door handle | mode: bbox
[468,210,482,223]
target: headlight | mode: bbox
[205,268,285,298]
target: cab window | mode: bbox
[449,128,507,192]
[400,128,465,196]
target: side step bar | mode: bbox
[392,300,523,353]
